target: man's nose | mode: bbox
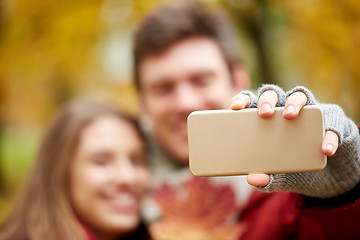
[174,84,203,112]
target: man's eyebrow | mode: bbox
[147,76,174,87]
[145,69,216,87]
[187,69,216,78]
[191,69,216,75]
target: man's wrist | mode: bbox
[303,180,360,208]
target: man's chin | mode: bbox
[158,134,189,165]
[171,147,190,166]
[175,155,189,165]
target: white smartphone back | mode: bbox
[187,106,327,177]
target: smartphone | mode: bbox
[187,106,327,177]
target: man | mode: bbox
[134,1,252,211]
[134,0,253,222]
[133,1,360,239]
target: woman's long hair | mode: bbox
[0,99,144,240]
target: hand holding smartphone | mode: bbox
[187,106,327,177]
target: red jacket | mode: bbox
[239,190,360,240]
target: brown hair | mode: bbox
[0,100,146,240]
[133,1,242,90]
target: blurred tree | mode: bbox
[0,0,107,127]
[0,0,6,194]
[222,0,360,122]
[222,0,278,87]
[0,0,109,199]
[0,88,5,195]
[276,0,360,122]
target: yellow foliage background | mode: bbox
[1,0,360,221]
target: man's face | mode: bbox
[139,37,245,164]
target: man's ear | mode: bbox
[232,65,250,93]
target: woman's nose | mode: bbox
[112,158,137,186]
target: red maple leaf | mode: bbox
[150,177,246,240]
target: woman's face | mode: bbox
[70,116,150,239]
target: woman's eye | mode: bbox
[93,158,108,165]
[91,153,112,166]
[130,153,147,166]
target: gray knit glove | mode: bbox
[240,84,360,198]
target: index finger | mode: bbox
[257,90,278,118]
[283,91,307,120]
[231,93,251,110]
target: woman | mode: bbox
[0,100,151,240]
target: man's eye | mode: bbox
[192,74,212,86]
[152,82,173,95]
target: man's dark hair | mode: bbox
[133,1,242,90]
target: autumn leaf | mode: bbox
[150,177,246,240]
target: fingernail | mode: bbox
[326,144,334,154]
[283,105,295,115]
[232,98,243,106]
[259,103,272,115]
